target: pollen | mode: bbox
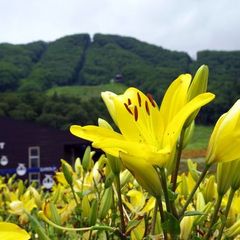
[134,106,138,121]
[137,92,142,107]
[124,103,133,115]
[145,101,150,115]
[147,93,156,107]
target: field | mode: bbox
[183,124,213,158]
[47,83,127,100]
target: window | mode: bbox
[28,146,40,184]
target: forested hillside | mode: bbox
[0,33,240,128]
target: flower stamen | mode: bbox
[147,93,156,107]
[134,106,138,121]
[137,92,142,107]
[145,101,150,116]
[124,103,133,115]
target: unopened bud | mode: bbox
[88,199,98,226]
[82,146,91,172]
[61,159,73,186]
[98,187,113,219]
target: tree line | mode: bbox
[0,33,240,126]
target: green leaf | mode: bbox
[27,212,51,240]
[167,188,178,201]
[126,219,142,234]
[184,211,204,217]
[161,211,180,235]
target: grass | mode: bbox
[47,83,127,100]
[183,125,213,159]
[186,125,213,150]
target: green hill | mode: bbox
[0,33,240,126]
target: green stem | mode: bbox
[217,188,236,240]
[88,230,93,240]
[205,194,223,239]
[159,167,172,213]
[171,128,186,191]
[151,200,158,235]
[70,185,80,206]
[156,196,168,240]
[39,210,115,232]
[115,173,126,234]
[179,164,210,219]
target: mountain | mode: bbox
[0,33,240,125]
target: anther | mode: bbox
[147,93,156,107]
[134,106,138,121]
[128,98,132,105]
[137,92,142,107]
[124,103,133,115]
[145,101,150,115]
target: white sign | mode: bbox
[16,163,27,176]
[42,174,54,189]
[0,155,8,166]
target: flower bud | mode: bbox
[82,195,91,219]
[74,157,82,176]
[98,118,113,130]
[196,192,205,211]
[217,162,232,196]
[120,169,133,188]
[187,159,200,182]
[180,216,194,240]
[206,100,240,165]
[82,146,91,172]
[203,175,217,203]
[184,65,209,127]
[61,159,73,186]
[88,199,98,226]
[224,218,240,238]
[29,186,42,208]
[104,171,115,189]
[229,159,240,190]
[188,65,209,101]
[98,187,113,219]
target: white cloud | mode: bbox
[0,0,239,56]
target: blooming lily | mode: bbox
[71,76,214,195]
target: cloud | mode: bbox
[0,0,239,56]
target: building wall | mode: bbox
[0,117,87,186]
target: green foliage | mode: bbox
[80,34,190,100]
[0,92,111,130]
[0,33,240,126]
[20,34,90,91]
[0,41,46,91]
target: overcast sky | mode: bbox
[0,0,239,57]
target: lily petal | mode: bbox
[164,92,215,148]
[0,222,30,240]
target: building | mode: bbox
[0,117,88,187]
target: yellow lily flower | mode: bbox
[71,80,214,195]
[71,87,214,167]
[0,222,30,240]
[206,99,240,164]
